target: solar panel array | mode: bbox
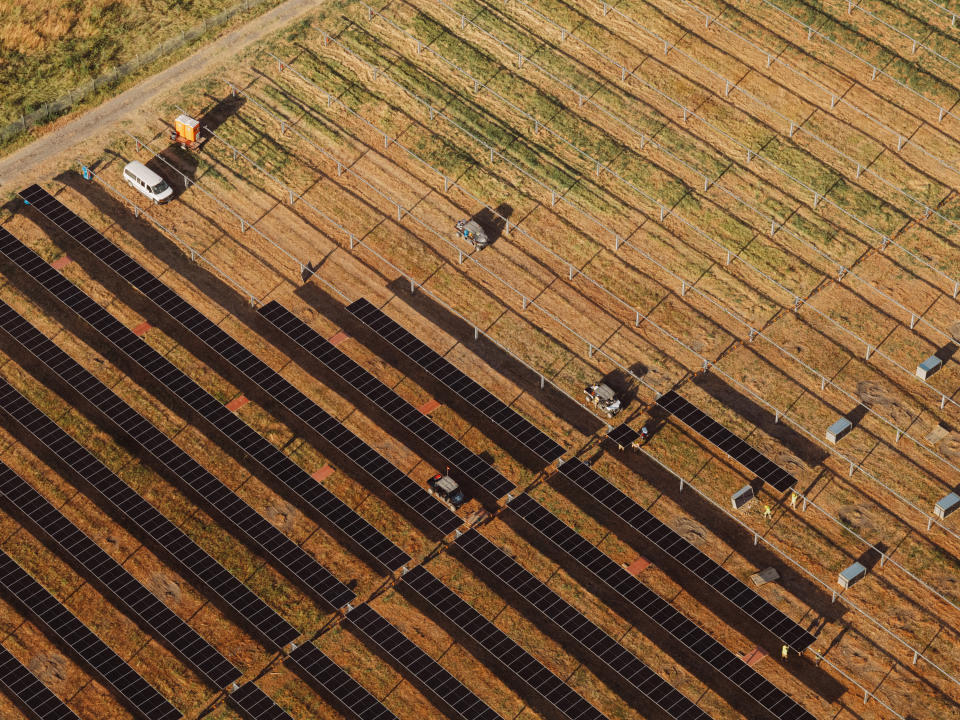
[397,565,608,720]
[286,642,399,720]
[0,550,181,720]
[0,298,354,613]
[257,301,462,534]
[506,494,814,720]
[228,682,294,720]
[656,391,797,493]
[262,299,514,502]
[0,459,241,688]
[0,222,409,575]
[556,459,814,652]
[605,423,639,449]
[454,529,709,719]
[347,299,565,466]
[0,645,79,720]
[344,604,503,720]
[0,374,298,650]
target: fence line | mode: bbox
[0,0,273,144]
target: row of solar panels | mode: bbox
[0,224,416,719]
[11,187,814,720]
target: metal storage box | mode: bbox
[916,355,942,380]
[731,485,754,510]
[934,492,960,520]
[838,562,866,589]
[826,418,852,444]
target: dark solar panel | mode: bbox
[454,529,709,720]
[605,423,639,449]
[0,219,409,575]
[0,298,354,613]
[347,298,564,466]
[557,459,814,652]
[397,566,608,720]
[286,642,399,720]
[507,495,814,720]
[0,644,79,720]
[262,299,513,503]
[344,604,502,720]
[657,391,797,493]
[258,301,462,534]
[0,374,297,650]
[0,459,241,688]
[0,550,181,720]
[228,682,294,720]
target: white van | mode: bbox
[123,161,173,203]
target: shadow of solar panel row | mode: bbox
[397,566,608,720]
[0,460,241,688]
[0,644,79,720]
[347,299,564,465]
[454,529,709,720]
[257,301,462,535]
[557,459,814,653]
[228,682,294,720]
[261,300,514,503]
[0,299,354,614]
[0,375,297,650]
[657,392,796,493]
[506,495,813,720]
[344,604,503,720]
[286,642,399,720]
[0,550,181,720]
[0,225,409,576]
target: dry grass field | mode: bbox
[1,0,960,719]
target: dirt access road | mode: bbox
[0,0,320,197]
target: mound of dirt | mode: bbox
[856,380,914,427]
[146,573,183,606]
[265,501,300,533]
[673,517,709,547]
[837,503,878,534]
[28,653,68,687]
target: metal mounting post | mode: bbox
[749,328,757,342]
[458,249,463,264]
[460,13,465,28]
[473,79,479,93]
[660,205,666,222]
[942,394,947,410]
[726,250,732,265]
[568,264,574,280]
[349,234,355,249]
[754,532,759,545]
[596,160,601,177]
[939,107,945,123]
[880,235,890,251]
[911,39,917,54]
[397,205,402,221]
[621,66,627,81]
[288,188,294,205]
[802,496,807,511]
[913,650,919,665]
[793,296,801,312]
[766,53,772,68]
[410,277,415,294]
[588,343,594,357]
[953,281,959,299]
[703,177,709,192]
[895,429,902,444]
[897,135,904,151]
[560,28,566,41]
[474,326,479,340]
[832,590,837,603]
[770,220,777,236]
[614,234,621,250]
[746,149,753,163]
[240,218,245,233]
[856,163,862,178]
[602,2,610,15]
[865,345,872,360]
[640,133,646,149]
[702,359,709,372]
[724,80,731,97]
[871,65,878,80]
[443,175,448,192]
[910,314,917,329]
[416,40,421,54]
[327,93,332,107]
[664,39,670,55]
[789,122,796,137]
[540,374,545,389]
[683,107,688,122]
[821,376,826,391]
[336,162,342,176]
[830,95,837,108]
[490,146,494,164]
[578,93,583,107]
[928,516,933,531]
[522,296,528,310]
[504,221,510,236]
[812,192,819,209]
[849,461,855,476]
[807,25,813,40]
[680,478,685,492]
[635,311,640,327]
[551,191,557,206]
[680,281,687,296]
